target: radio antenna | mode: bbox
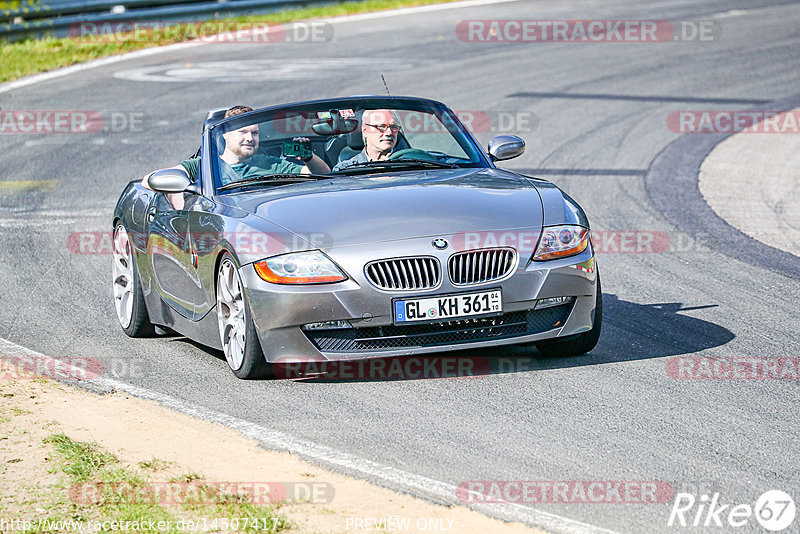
[381,75,391,96]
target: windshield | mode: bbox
[209,98,490,192]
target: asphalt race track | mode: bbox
[2,0,800,532]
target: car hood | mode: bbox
[219,168,544,248]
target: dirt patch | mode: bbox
[0,371,544,533]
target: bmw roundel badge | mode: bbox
[432,238,449,250]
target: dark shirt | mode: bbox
[332,150,370,172]
[180,155,303,184]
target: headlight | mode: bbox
[254,251,347,284]
[532,225,590,261]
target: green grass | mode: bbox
[137,457,173,471]
[0,0,461,83]
[44,434,117,481]
[168,472,202,483]
[36,433,290,533]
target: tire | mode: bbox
[112,223,155,337]
[216,253,272,379]
[535,275,602,357]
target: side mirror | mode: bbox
[148,168,191,193]
[487,135,525,162]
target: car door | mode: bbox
[147,192,195,319]
[186,198,225,321]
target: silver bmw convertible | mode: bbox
[112,96,601,379]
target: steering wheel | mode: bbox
[388,148,440,162]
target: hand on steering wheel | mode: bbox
[387,148,440,162]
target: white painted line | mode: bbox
[0,207,108,228]
[113,57,424,83]
[0,336,617,534]
[710,4,791,19]
[0,179,59,191]
[0,208,106,217]
[0,220,102,229]
[711,9,749,18]
[0,205,107,214]
[0,0,519,94]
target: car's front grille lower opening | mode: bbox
[365,256,441,291]
[304,304,572,353]
[448,248,516,286]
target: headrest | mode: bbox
[347,129,364,150]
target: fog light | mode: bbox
[535,296,575,309]
[302,320,352,330]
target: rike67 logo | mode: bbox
[668,490,795,531]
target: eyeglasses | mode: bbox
[365,123,402,133]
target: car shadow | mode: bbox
[165,293,735,383]
[165,336,222,358]
[482,293,735,373]
[277,294,735,383]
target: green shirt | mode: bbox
[180,155,304,185]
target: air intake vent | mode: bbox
[365,256,441,291]
[448,248,516,286]
[304,305,573,353]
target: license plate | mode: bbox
[393,289,502,323]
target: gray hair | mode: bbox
[361,109,401,143]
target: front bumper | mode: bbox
[241,237,598,363]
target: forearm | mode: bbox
[305,154,331,174]
[142,171,156,190]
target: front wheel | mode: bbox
[112,223,154,337]
[216,254,272,379]
[535,276,602,357]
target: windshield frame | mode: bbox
[207,96,493,194]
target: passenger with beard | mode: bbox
[332,109,401,171]
[142,105,330,207]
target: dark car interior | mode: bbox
[253,129,412,169]
[205,106,422,173]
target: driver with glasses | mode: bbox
[332,109,401,171]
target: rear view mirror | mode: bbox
[148,168,191,193]
[488,135,525,161]
[311,118,360,136]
